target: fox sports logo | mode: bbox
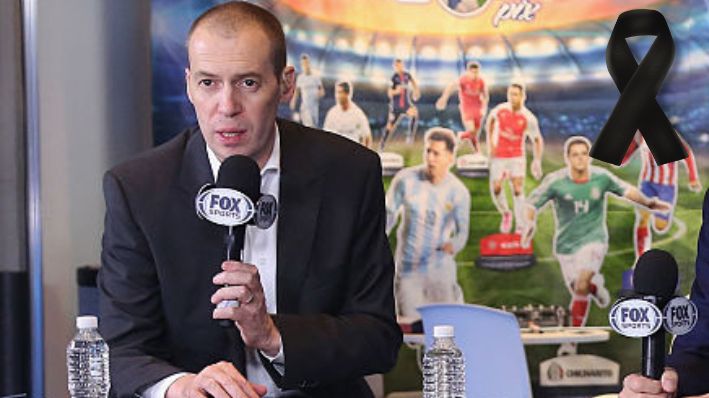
[196,187,255,227]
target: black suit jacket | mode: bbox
[667,190,709,396]
[98,119,402,397]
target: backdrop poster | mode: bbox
[152,0,709,392]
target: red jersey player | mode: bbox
[486,82,543,234]
[436,61,489,153]
[621,131,702,259]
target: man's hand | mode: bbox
[166,362,267,398]
[438,242,454,255]
[435,97,446,111]
[619,369,677,398]
[689,180,703,193]
[211,261,282,356]
[531,159,543,181]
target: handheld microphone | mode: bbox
[608,249,697,380]
[634,249,677,380]
[195,155,278,326]
[216,155,261,263]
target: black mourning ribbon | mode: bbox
[590,9,687,166]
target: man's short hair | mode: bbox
[300,54,310,61]
[425,127,457,154]
[564,136,592,156]
[336,80,351,95]
[509,82,525,94]
[467,61,480,70]
[187,1,286,75]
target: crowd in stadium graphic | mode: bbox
[292,53,700,336]
[152,0,709,366]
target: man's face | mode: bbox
[300,57,311,73]
[567,142,590,173]
[186,26,294,164]
[393,60,404,73]
[424,139,454,179]
[508,86,524,108]
[335,85,349,106]
[468,66,479,78]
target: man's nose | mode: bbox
[218,87,242,116]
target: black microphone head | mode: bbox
[633,249,678,297]
[216,155,260,203]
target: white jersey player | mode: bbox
[289,54,324,128]
[386,128,471,317]
[323,81,372,147]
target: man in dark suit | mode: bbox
[98,2,401,397]
[620,190,709,398]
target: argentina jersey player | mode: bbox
[386,166,470,272]
[385,128,471,317]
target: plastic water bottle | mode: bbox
[67,316,110,398]
[422,325,465,398]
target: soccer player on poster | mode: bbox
[621,131,702,259]
[435,61,489,154]
[523,136,670,355]
[379,59,420,150]
[323,80,372,147]
[289,53,324,127]
[386,128,471,317]
[486,82,543,234]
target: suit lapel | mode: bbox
[174,128,247,372]
[277,120,324,314]
[178,123,323,317]
[178,128,214,195]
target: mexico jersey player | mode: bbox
[621,132,702,258]
[524,137,670,351]
[486,83,543,234]
[385,128,470,317]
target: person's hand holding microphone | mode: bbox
[211,260,281,356]
[171,155,280,398]
[614,250,702,398]
[620,369,678,398]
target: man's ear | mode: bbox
[185,67,194,104]
[279,65,296,102]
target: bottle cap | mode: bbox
[433,325,454,338]
[76,316,98,329]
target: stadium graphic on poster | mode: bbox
[151,0,709,391]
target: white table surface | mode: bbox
[403,326,610,346]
